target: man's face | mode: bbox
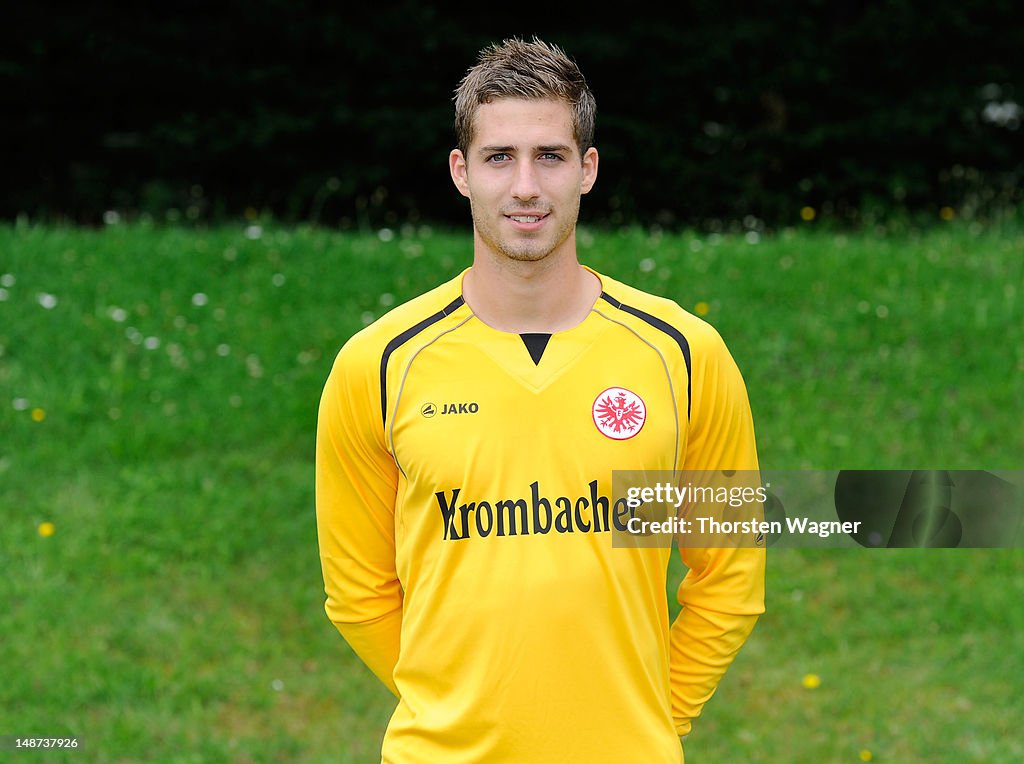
[450,98,598,264]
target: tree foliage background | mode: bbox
[4,1,1022,228]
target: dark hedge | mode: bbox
[4,2,1022,227]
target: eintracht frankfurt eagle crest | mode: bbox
[592,387,646,440]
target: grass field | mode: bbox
[1,219,1022,762]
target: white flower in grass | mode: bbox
[246,354,264,379]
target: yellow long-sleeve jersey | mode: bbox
[316,267,765,763]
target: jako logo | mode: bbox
[441,402,479,415]
[420,403,437,418]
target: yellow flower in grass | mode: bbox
[31,407,46,422]
[800,206,816,222]
[859,749,873,762]
[38,521,55,537]
[801,673,821,689]
[694,301,710,317]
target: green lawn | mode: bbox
[1,220,1021,762]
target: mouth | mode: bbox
[504,212,550,231]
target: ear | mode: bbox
[580,146,599,195]
[449,149,470,198]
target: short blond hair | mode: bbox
[453,37,596,157]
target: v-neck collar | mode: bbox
[519,333,552,365]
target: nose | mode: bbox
[510,160,540,202]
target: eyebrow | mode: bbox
[478,144,574,156]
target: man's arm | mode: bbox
[670,327,766,736]
[315,339,403,696]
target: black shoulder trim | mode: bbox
[379,295,465,425]
[600,291,692,418]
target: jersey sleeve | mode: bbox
[670,325,766,736]
[315,336,403,697]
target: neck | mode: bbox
[463,234,601,333]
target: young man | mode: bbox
[316,38,765,763]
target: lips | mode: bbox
[504,211,550,231]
